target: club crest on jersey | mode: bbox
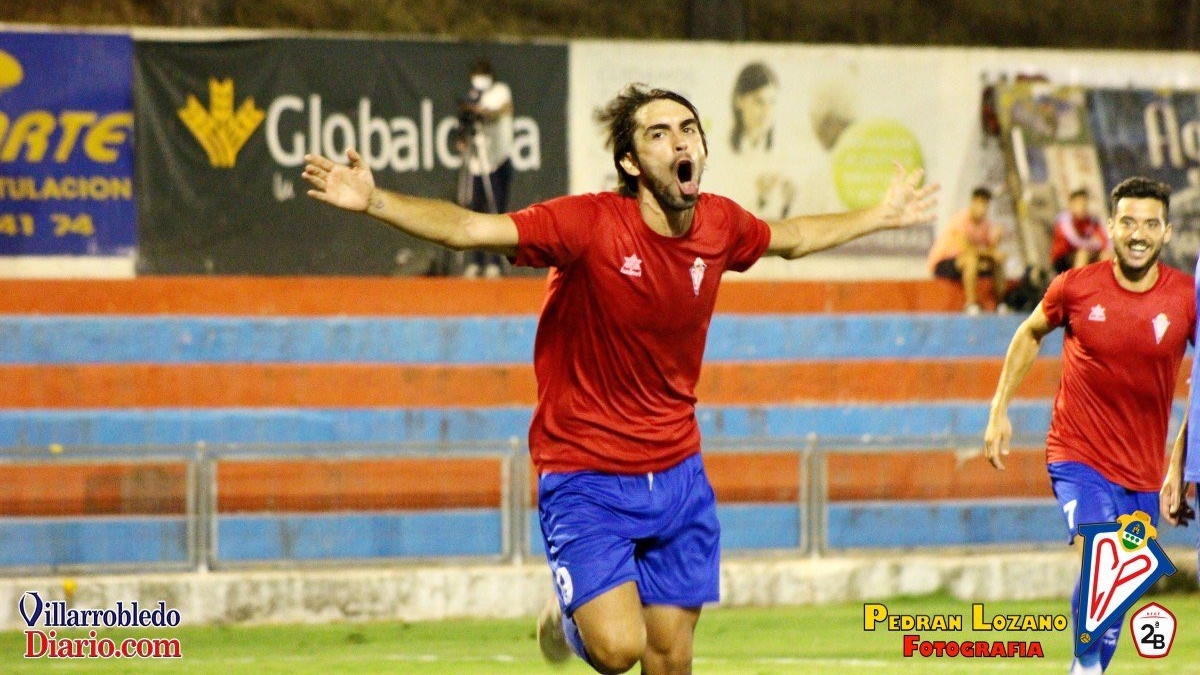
[1074,511,1175,657]
[620,254,643,278]
[690,258,707,296]
[1088,305,1106,322]
[1152,313,1169,344]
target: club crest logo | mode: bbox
[690,257,707,296]
[1074,512,1175,657]
[1152,313,1169,344]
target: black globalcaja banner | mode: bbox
[134,37,567,275]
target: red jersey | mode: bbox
[1042,262,1195,491]
[510,191,771,474]
[1050,211,1108,262]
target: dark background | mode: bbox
[133,37,567,275]
[2,0,1198,50]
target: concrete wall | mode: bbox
[0,550,1132,630]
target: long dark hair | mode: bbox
[596,84,707,197]
[730,62,777,153]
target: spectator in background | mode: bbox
[457,58,514,278]
[927,186,1008,315]
[1051,187,1112,273]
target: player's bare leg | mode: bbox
[641,604,701,675]
[957,249,982,313]
[571,581,646,674]
[986,250,1007,311]
[538,581,646,673]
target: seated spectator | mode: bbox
[1051,187,1111,273]
[927,187,1008,315]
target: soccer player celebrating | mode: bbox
[304,84,938,675]
[984,176,1194,675]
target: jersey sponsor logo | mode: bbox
[1074,511,1175,658]
[1152,313,1170,344]
[1088,304,1106,322]
[620,254,643,278]
[690,257,707,296]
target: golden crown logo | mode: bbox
[178,78,264,168]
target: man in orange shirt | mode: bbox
[927,186,1007,314]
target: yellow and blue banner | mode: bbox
[0,31,135,257]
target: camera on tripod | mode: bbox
[455,88,484,142]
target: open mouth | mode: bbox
[675,158,699,197]
[676,159,693,183]
[1127,240,1150,256]
[1121,240,1156,268]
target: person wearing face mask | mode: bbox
[456,58,515,279]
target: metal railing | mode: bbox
[0,434,1077,575]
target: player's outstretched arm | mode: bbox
[303,150,518,255]
[984,303,1054,470]
[764,163,939,259]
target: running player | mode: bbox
[984,176,1194,674]
[304,84,938,675]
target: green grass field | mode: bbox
[1,592,1195,674]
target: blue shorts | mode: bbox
[537,453,720,615]
[1047,461,1158,544]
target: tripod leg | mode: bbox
[474,134,498,215]
[473,138,503,278]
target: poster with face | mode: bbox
[569,42,948,277]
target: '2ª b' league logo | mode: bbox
[1075,511,1175,657]
[1130,601,1176,658]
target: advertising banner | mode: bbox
[0,31,136,258]
[993,82,1108,273]
[568,42,957,278]
[134,37,567,275]
[996,83,1200,274]
[1089,88,1200,272]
